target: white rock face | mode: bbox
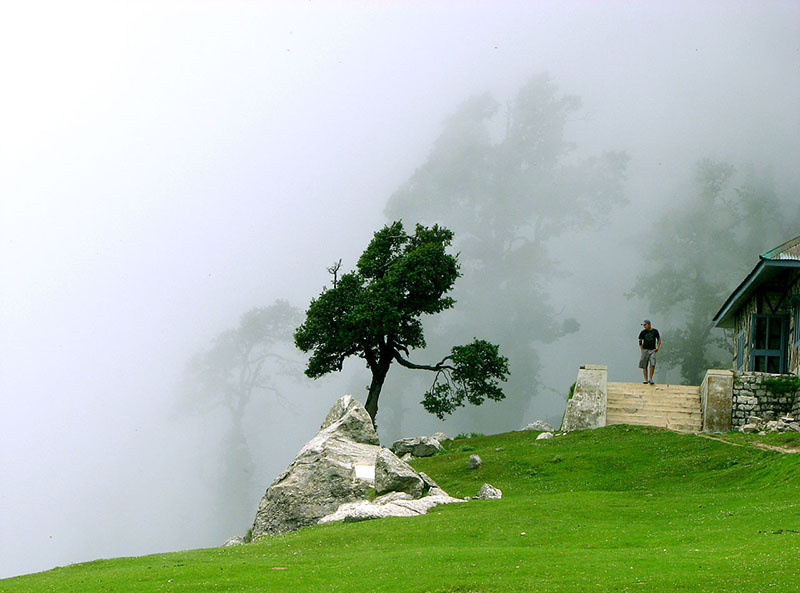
[375,448,425,497]
[318,494,466,524]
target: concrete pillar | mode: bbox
[561,364,608,431]
[700,369,733,433]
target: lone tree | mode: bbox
[294,221,510,423]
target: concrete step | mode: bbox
[609,382,700,394]
[605,380,702,433]
[607,415,701,427]
[606,415,701,433]
[608,409,701,420]
[607,398,701,410]
[608,391,700,403]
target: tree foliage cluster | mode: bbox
[294,221,510,422]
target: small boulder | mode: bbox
[523,420,555,432]
[536,432,554,440]
[468,454,482,470]
[474,483,502,500]
[740,423,759,433]
[222,536,245,547]
[431,432,451,443]
[391,436,443,458]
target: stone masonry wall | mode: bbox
[731,372,800,428]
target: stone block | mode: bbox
[701,370,733,433]
[561,365,607,431]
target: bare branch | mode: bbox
[393,350,454,372]
[328,259,342,288]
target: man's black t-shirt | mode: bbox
[639,328,660,350]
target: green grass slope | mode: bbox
[3,426,799,593]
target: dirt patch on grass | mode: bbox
[751,442,800,454]
[699,433,800,453]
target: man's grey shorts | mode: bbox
[639,349,657,369]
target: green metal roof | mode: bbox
[760,234,800,261]
[713,234,800,328]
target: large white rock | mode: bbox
[251,395,453,538]
[251,395,381,537]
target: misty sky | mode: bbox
[2,0,799,579]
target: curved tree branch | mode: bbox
[393,350,454,372]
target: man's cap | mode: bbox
[642,319,651,325]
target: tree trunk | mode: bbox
[365,360,391,424]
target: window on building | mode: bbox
[750,314,787,373]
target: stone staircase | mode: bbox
[606,382,702,433]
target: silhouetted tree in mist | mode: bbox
[629,159,800,384]
[176,300,302,531]
[384,74,628,429]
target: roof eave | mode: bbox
[713,259,800,328]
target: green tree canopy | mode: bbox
[294,221,510,422]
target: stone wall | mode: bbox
[731,372,800,428]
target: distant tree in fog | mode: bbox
[629,159,800,384]
[177,299,302,529]
[295,221,510,423]
[384,74,628,428]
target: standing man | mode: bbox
[638,319,661,384]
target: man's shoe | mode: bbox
[643,381,648,384]
[648,380,655,385]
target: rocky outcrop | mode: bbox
[251,395,463,538]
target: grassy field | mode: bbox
[2,425,799,592]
